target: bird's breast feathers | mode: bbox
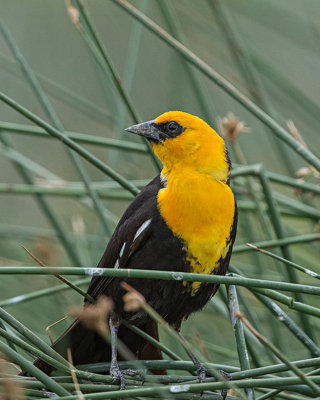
[157,170,235,292]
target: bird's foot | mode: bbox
[110,363,143,390]
[110,362,126,390]
[196,366,231,399]
[217,369,232,400]
[196,363,207,383]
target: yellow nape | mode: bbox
[154,111,235,293]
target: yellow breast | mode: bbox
[157,169,235,292]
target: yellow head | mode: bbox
[126,111,230,182]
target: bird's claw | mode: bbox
[218,369,232,400]
[110,362,126,390]
[196,363,207,383]
[110,364,143,390]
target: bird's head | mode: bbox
[125,111,230,182]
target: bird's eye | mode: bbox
[167,121,179,133]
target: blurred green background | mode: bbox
[0,0,319,373]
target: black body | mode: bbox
[34,174,237,371]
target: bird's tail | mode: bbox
[26,320,165,376]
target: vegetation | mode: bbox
[0,1,319,399]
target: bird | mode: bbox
[33,111,237,390]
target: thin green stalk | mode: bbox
[109,0,147,170]
[0,319,16,352]
[121,320,182,361]
[232,142,274,244]
[235,292,270,368]
[124,290,246,400]
[112,0,320,171]
[253,292,320,357]
[0,91,140,195]
[0,140,61,181]
[0,306,71,369]
[237,314,320,396]
[234,233,320,254]
[250,287,320,319]
[0,326,71,373]
[158,0,217,126]
[36,374,320,400]
[21,246,95,303]
[232,163,320,195]
[247,244,320,280]
[209,0,296,175]
[0,20,112,236]
[0,278,91,308]
[0,52,117,125]
[78,356,320,380]
[251,49,320,126]
[0,266,320,295]
[258,167,314,340]
[0,340,70,396]
[228,285,254,399]
[0,133,82,266]
[74,0,161,171]
[0,121,148,152]
[256,388,308,400]
[274,192,320,219]
[0,326,123,386]
[0,223,97,242]
[0,182,134,200]
[266,171,320,195]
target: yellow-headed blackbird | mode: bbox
[34,111,237,386]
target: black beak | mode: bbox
[125,120,161,143]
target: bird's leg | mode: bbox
[109,314,126,390]
[177,332,231,400]
[177,332,207,382]
[109,315,141,390]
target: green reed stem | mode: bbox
[228,285,254,399]
[238,315,320,396]
[247,244,320,280]
[253,292,320,357]
[0,266,319,295]
[0,121,148,152]
[0,20,113,236]
[0,278,90,308]
[234,233,320,254]
[121,320,182,361]
[112,0,320,172]
[0,91,140,195]
[0,133,82,266]
[0,340,70,396]
[74,0,161,171]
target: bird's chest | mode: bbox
[157,173,235,288]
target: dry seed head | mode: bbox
[295,166,312,179]
[34,178,66,188]
[65,0,80,28]
[123,291,146,312]
[287,120,308,149]
[69,295,113,337]
[218,113,250,143]
[72,214,85,235]
[121,281,146,312]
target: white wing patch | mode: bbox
[133,219,151,241]
[119,242,126,258]
[113,220,151,270]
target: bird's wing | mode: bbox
[86,175,162,300]
[212,198,238,283]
